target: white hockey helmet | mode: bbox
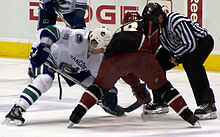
[89,26,112,50]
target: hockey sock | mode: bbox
[16,84,42,110]
[69,84,102,124]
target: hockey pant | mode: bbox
[38,8,86,29]
[70,52,195,123]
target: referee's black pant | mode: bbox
[153,34,215,106]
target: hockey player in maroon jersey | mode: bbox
[67,14,201,128]
[119,11,149,106]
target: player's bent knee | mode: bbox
[153,81,173,97]
[87,84,102,100]
[32,74,53,93]
[79,84,103,110]
[154,81,181,105]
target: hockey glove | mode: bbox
[98,88,125,116]
[40,0,58,15]
[30,43,51,68]
[102,87,118,110]
[132,83,151,104]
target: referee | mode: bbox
[142,3,217,120]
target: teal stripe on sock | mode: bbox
[23,88,38,102]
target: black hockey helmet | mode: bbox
[142,2,163,19]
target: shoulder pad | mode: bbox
[40,25,60,42]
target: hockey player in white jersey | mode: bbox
[28,0,87,79]
[3,25,123,126]
[38,0,87,29]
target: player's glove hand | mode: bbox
[30,43,51,68]
[98,87,125,116]
[132,83,151,104]
[102,87,118,110]
[40,0,58,14]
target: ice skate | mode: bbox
[3,105,25,126]
[194,103,217,120]
[143,102,169,114]
[186,114,201,128]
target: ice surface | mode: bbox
[0,58,220,137]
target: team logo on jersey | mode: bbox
[60,62,80,74]
[168,31,177,41]
[43,19,49,24]
[76,34,83,44]
[63,33,69,40]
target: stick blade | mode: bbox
[67,121,74,128]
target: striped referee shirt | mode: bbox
[159,12,208,57]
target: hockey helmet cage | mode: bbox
[122,11,142,24]
[142,3,163,19]
[89,26,112,50]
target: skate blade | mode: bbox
[2,118,23,126]
[67,122,74,128]
[143,107,169,114]
[2,118,11,125]
[196,112,217,120]
[13,119,23,125]
[189,121,201,128]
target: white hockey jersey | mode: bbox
[32,25,103,86]
[39,0,87,14]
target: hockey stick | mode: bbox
[57,73,62,100]
[44,60,142,113]
[44,61,88,89]
[68,100,142,128]
[53,7,72,28]
[118,100,142,112]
